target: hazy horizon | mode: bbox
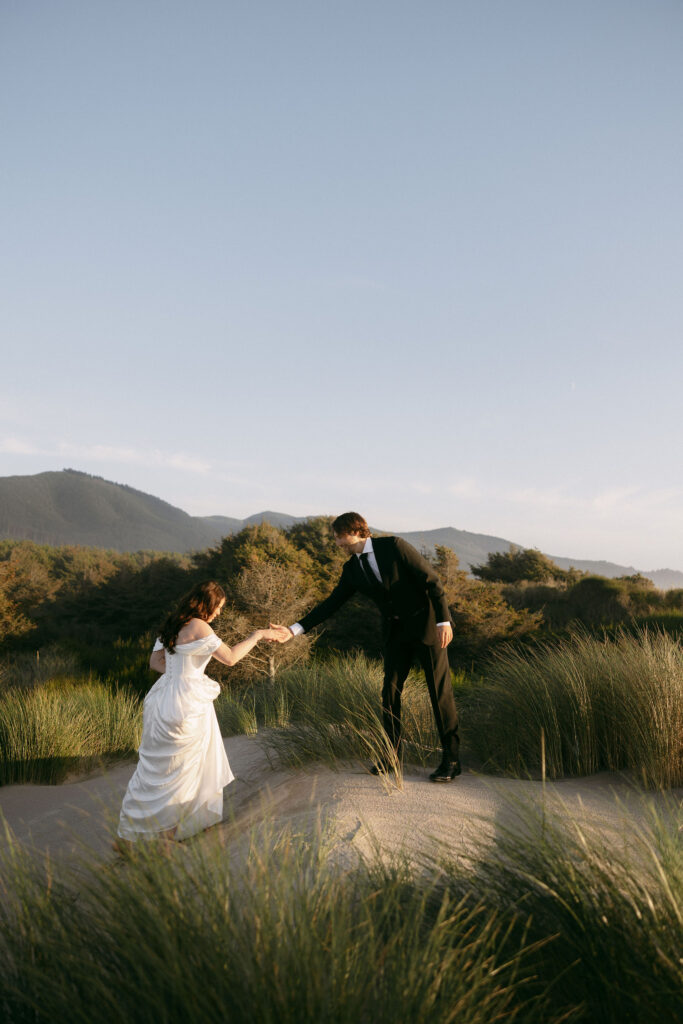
[3,465,681,574]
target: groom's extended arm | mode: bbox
[290,562,358,635]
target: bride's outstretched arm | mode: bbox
[212,626,288,668]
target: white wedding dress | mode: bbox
[118,632,234,841]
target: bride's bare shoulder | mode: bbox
[176,618,213,643]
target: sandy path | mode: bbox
[1,734,679,868]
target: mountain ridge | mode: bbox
[1,469,681,589]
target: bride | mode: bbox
[117,580,288,845]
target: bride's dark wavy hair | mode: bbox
[159,580,226,653]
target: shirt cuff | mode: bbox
[436,621,450,627]
[289,623,305,636]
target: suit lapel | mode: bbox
[371,538,392,591]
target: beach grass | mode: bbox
[0,793,680,1023]
[216,653,440,786]
[217,629,683,789]
[2,626,681,790]
[0,821,538,1024]
[0,646,85,691]
[0,683,141,785]
[434,792,683,1022]
[461,627,683,788]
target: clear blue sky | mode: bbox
[2,1,682,569]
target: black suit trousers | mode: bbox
[381,621,460,761]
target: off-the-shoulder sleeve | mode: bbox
[204,633,223,653]
[152,638,164,652]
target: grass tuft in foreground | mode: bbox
[0,794,680,1023]
[0,820,544,1024]
[435,793,683,1022]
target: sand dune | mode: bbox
[1,733,679,872]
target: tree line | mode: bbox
[1,525,681,690]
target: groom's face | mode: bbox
[333,531,365,553]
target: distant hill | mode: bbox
[0,470,245,552]
[241,511,309,530]
[1,470,682,588]
[397,530,683,590]
[0,470,310,553]
[392,526,518,571]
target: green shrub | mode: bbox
[472,545,571,583]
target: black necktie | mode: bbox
[360,552,382,591]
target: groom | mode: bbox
[282,512,461,782]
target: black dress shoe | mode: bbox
[429,759,462,782]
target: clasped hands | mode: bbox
[263,624,293,644]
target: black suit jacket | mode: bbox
[298,536,451,645]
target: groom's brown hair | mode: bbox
[332,512,370,538]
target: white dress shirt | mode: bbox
[289,536,449,634]
[357,536,382,581]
